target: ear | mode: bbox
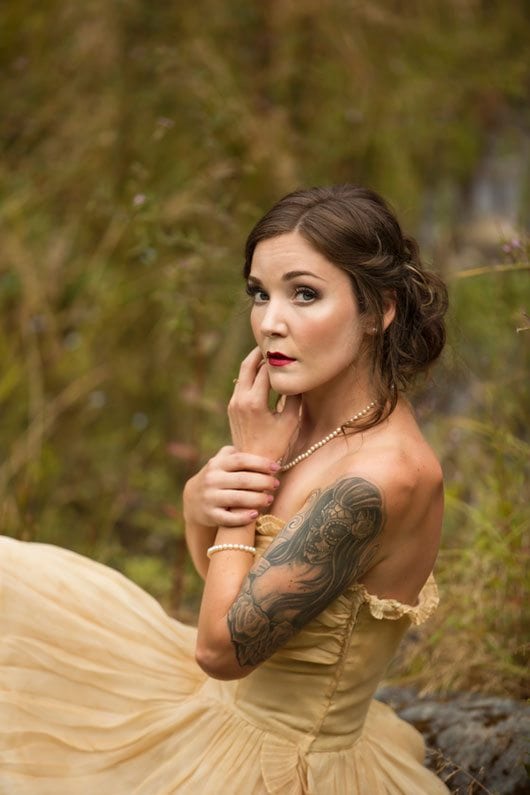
[382,290,396,332]
[365,291,396,335]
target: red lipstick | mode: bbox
[267,351,295,367]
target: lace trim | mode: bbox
[355,576,439,625]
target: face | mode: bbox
[247,231,373,398]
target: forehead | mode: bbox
[250,231,350,285]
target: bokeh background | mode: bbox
[1,0,528,699]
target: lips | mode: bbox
[267,351,296,367]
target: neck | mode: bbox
[297,372,375,446]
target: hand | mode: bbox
[228,347,301,460]
[183,445,281,528]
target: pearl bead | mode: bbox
[207,543,257,559]
[280,400,377,471]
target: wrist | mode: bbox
[214,524,256,547]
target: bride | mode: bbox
[1,185,449,793]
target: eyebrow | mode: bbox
[247,270,327,284]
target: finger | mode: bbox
[213,489,275,510]
[212,509,261,528]
[214,472,280,492]
[278,393,302,423]
[249,355,272,403]
[235,347,265,389]
[220,451,280,474]
[275,394,286,412]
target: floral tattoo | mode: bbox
[227,476,384,667]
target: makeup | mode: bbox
[267,352,296,367]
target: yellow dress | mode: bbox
[0,516,449,794]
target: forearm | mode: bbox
[184,520,217,579]
[183,475,217,578]
[182,450,276,577]
[195,523,257,680]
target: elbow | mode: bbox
[195,643,252,681]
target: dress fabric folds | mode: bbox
[0,516,449,794]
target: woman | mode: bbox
[0,185,449,793]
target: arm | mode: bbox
[185,347,299,578]
[195,345,304,674]
[195,475,384,679]
[183,447,281,578]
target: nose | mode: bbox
[259,299,288,337]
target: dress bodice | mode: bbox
[201,514,439,755]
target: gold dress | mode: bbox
[0,516,448,794]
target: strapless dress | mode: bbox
[0,515,448,793]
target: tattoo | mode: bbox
[227,477,383,667]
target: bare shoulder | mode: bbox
[267,406,445,604]
[307,417,445,583]
[339,436,443,519]
[273,403,443,547]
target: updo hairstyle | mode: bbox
[243,185,448,430]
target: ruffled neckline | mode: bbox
[255,514,439,626]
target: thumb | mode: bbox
[279,394,302,424]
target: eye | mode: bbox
[294,286,319,303]
[245,283,269,304]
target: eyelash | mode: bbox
[245,284,267,302]
[245,285,319,304]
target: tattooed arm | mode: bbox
[195,476,384,679]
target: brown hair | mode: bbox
[243,185,448,429]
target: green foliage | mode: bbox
[0,0,529,696]
[401,261,530,698]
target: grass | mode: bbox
[1,0,529,701]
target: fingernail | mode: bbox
[266,494,274,505]
[270,462,280,472]
[250,510,259,519]
[273,479,280,489]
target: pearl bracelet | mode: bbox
[206,543,257,559]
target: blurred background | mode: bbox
[1,0,528,698]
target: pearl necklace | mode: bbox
[279,400,377,471]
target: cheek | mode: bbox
[250,310,261,343]
[307,313,361,356]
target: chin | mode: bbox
[269,382,298,397]
[267,364,339,397]
[268,375,313,396]
[275,387,303,397]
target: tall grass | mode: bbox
[396,262,530,698]
[1,0,529,690]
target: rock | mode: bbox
[376,686,530,794]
